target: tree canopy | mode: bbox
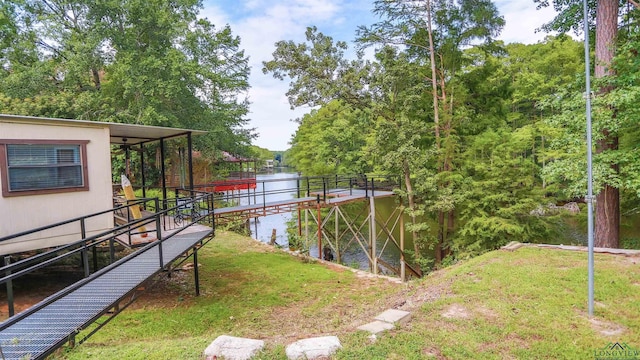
[0,0,254,157]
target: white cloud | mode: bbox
[198,4,231,29]
[200,0,345,150]
[200,0,564,150]
[496,0,560,44]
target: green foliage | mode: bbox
[455,127,560,257]
[0,0,253,158]
[248,145,273,163]
[263,26,371,110]
[621,237,640,249]
[263,5,598,262]
[288,101,373,175]
[540,49,640,201]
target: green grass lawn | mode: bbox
[53,233,640,359]
[337,247,640,359]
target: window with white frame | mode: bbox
[0,140,89,197]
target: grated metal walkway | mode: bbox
[0,229,212,360]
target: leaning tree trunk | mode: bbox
[594,0,620,248]
[402,159,420,257]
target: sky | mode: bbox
[200,0,561,151]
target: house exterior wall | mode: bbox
[0,120,114,255]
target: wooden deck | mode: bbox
[213,196,317,222]
[213,188,395,223]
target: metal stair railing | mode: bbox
[0,191,214,320]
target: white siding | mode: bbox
[0,120,114,255]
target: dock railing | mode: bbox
[200,174,402,210]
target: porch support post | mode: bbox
[140,144,146,199]
[125,146,130,178]
[297,209,302,237]
[160,138,167,208]
[187,132,194,191]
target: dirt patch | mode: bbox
[475,306,499,320]
[422,346,446,359]
[0,268,84,321]
[625,256,640,265]
[574,308,627,337]
[589,317,626,337]
[441,303,470,319]
[240,277,404,345]
[392,280,452,313]
[480,333,530,354]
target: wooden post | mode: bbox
[400,210,406,282]
[317,195,322,259]
[370,196,377,274]
[297,209,302,237]
[305,208,309,250]
[270,229,277,245]
[335,207,340,263]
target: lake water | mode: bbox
[246,171,298,247]
[244,171,405,273]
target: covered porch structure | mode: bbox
[0,114,207,255]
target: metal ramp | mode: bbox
[0,229,212,360]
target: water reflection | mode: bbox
[246,171,298,246]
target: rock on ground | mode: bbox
[204,335,264,360]
[285,336,342,360]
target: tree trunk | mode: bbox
[425,0,447,264]
[594,0,620,248]
[445,209,454,258]
[402,159,420,256]
[92,68,101,90]
[436,210,444,264]
[425,0,440,148]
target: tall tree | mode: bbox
[263,31,434,263]
[536,0,626,247]
[593,0,620,247]
[357,0,505,262]
[263,26,371,109]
